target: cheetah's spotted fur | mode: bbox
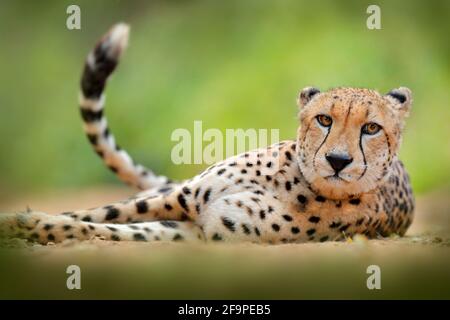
[0,24,414,244]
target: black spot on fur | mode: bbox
[251,197,260,203]
[254,227,261,236]
[212,233,223,241]
[306,228,316,236]
[259,210,266,220]
[272,224,280,232]
[217,168,226,175]
[242,224,251,235]
[63,225,72,231]
[221,217,235,232]
[285,181,292,191]
[320,236,329,242]
[173,234,184,241]
[291,226,300,234]
[349,199,361,205]
[329,221,341,228]
[203,188,212,204]
[282,214,293,222]
[308,216,321,223]
[111,234,121,241]
[158,187,173,193]
[43,224,54,231]
[182,186,191,195]
[81,216,92,222]
[177,193,189,212]
[133,233,146,241]
[105,207,120,220]
[285,151,292,161]
[315,195,326,202]
[135,201,149,214]
[47,233,55,241]
[297,194,307,204]
[160,221,178,228]
[107,226,118,232]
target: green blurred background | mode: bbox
[0,0,449,301]
[0,0,448,200]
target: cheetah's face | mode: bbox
[296,87,412,199]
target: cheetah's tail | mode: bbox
[79,23,170,190]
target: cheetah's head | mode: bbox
[296,86,412,200]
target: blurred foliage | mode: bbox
[0,0,449,199]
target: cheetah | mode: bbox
[0,23,414,244]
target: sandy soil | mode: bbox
[0,186,449,299]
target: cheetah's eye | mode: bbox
[316,114,332,127]
[362,122,381,135]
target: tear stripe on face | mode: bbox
[312,126,331,170]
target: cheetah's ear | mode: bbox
[385,87,412,116]
[297,87,321,108]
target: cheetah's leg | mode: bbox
[0,212,204,244]
[61,185,193,224]
[199,191,281,243]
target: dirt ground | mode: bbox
[0,186,449,299]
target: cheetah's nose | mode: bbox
[325,153,353,173]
